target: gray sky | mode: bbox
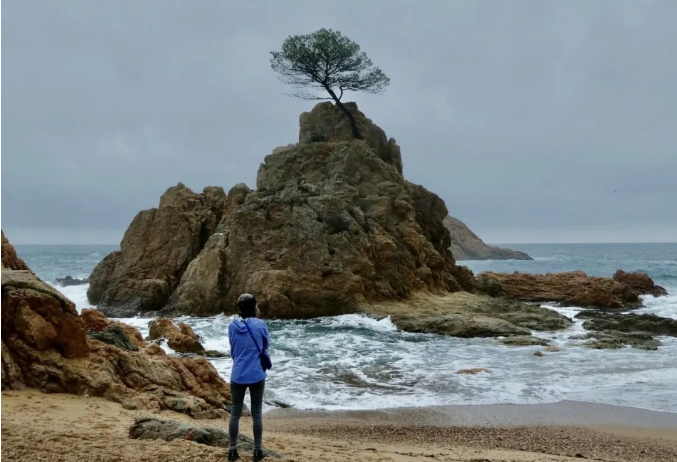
[3,0,676,245]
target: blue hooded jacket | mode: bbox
[228,317,269,385]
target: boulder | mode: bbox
[2,269,231,417]
[81,308,145,348]
[1,231,31,271]
[129,417,280,458]
[88,183,226,316]
[479,271,643,309]
[443,216,533,261]
[163,102,472,317]
[612,270,668,297]
[147,318,205,354]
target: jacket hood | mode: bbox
[231,316,253,334]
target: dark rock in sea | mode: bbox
[148,318,205,354]
[87,325,139,351]
[55,275,89,286]
[500,335,550,346]
[129,417,280,458]
[443,216,533,261]
[576,311,677,336]
[583,331,661,351]
[265,398,293,408]
[203,350,228,358]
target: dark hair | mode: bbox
[237,293,257,318]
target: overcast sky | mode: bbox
[3,0,676,245]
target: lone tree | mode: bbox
[270,28,390,139]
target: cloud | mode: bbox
[2,0,676,244]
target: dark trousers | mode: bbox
[229,379,265,450]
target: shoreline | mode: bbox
[3,390,676,462]
[267,399,677,431]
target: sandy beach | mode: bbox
[2,389,675,462]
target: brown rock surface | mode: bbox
[478,271,643,309]
[2,269,230,417]
[443,216,532,261]
[612,269,668,297]
[164,102,472,317]
[1,231,31,271]
[148,318,205,354]
[88,183,226,316]
[81,308,145,348]
[367,292,571,338]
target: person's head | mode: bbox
[237,293,258,318]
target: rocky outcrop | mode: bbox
[2,269,231,417]
[582,331,661,351]
[612,270,668,297]
[162,102,473,317]
[477,271,649,309]
[500,335,550,346]
[148,318,205,354]
[88,183,226,316]
[1,231,31,271]
[367,292,571,338]
[443,216,532,261]
[576,311,677,336]
[129,417,280,458]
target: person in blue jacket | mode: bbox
[228,293,270,462]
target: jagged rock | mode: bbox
[164,102,472,317]
[204,350,228,358]
[500,335,550,346]
[129,417,281,458]
[443,216,533,261]
[533,351,544,357]
[479,271,643,309]
[475,275,504,297]
[612,270,668,297]
[88,325,139,351]
[577,311,677,336]
[2,269,231,416]
[81,308,145,348]
[369,292,571,338]
[299,101,403,174]
[1,231,31,271]
[88,183,226,316]
[55,275,89,286]
[148,318,205,354]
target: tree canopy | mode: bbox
[270,28,390,138]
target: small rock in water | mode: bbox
[457,368,491,375]
[55,275,89,286]
[533,351,544,357]
[203,350,227,358]
[544,346,561,352]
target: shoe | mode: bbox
[253,449,265,461]
[227,448,239,461]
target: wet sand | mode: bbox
[2,389,676,462]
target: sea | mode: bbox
[15,243,677,413]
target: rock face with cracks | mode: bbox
[443,216,533,261]
[91,102,473,318]
[87,183,226,316]
[2,245,231,417]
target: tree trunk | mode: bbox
[325,87,362,139]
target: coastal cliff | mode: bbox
[444,216,532,261]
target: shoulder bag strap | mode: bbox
[242,320,262,354]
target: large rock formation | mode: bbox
[477,270,666,309]
[1,231,31,271]
[148,318,205,354]
[443,216,532,261]
[88,183,226,316]
[91,102,474,318]
[2,264,231,417]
